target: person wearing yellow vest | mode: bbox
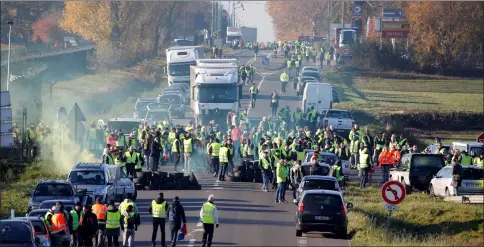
[199,195,219,247]
[280,70,289,93]
[116,131,126,149]
[172,134,181,171]
[93,197,108,247]
[286,60,292,74]
[149,192,168,247]
[183,133,194,174]
[332,160,345,189]
[121,205,138,247]
[87,123,98,152]
[295,59,301,75]
[289,160,303,203]
[70,202,83,247]
[208,139,222,178]
[259,150,273,192]
[359,146,371,189]
[249,83,259,109]
[104,200,122,247]
[218,143,230,181]
[275,159,288,203]
[270,91,280,117]
[473,153,484,167]
[460,151,472,166]
[103,148,115,165]
[349,133,361,169]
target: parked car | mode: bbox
[390,153,445,192]
[321,109,355,136]
[28,209,50,219]
[429,165,484,197]
[134,98,157,119]
[300,163,331,176]
[15,217,51,247]
[301,66,320,74]
[295,190,352,238]
[39,199,76,213]
[303,150,349,174]
[26,180,82,213]
[157,93,187,118]
[0,219,40,247]
[300,70,321,82]
[294,176,341,204]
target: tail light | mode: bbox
[298,203,304,212]
[341,205,346,215]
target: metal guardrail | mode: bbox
[0,40,95,66]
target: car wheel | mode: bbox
[336,228,348,239]
[429,185,436,196]
[445,187,451,197]
[296,229,303,237]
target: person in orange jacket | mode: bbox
[391,145,402,168]
[378,145,392,183]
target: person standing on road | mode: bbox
[275,159,288,203]
[92,197,108,247]
[200,195,219,247]
[167,196,187,247]
[280,70,289,93]
[121,205,138,247]
[290,160,303,203]
[249,82,259,109]
[377,145,392,183]
[208,138,222,178]
[105,200,122,247]
[172,134,181,171]
[149,192,168,247]
[70,202,83,247]
[218,143,230,181]
[79,205,98,247]
[270,91,280,117]
[150,134,162,172]
[183,133,194,174]
[259,150,273,192]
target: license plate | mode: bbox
[314,216,330,221]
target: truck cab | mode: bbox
[166,46,204,86]
[107,118,142,137]
[389,153,445,192]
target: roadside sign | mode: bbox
[384,203,400,211]
[0,123,13,133]
[0,108,12,122]
[352,1,364,17]
[57,106,67,122]
[262,56,269,65]
[0,91,10,107]
[382,31,409,38]
[67,103,86,122]
[382,8,405,18]
[382,21,410,38]
[381,180,406,205]
[477,133,484,143]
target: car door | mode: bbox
[433,168,446,196]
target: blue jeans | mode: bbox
[262,170,270,190]
[276,182,286,202]
[360,168,369,189]
[382,165,390,183]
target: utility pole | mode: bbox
[342,1,345,27]
[183,11,187,39]
[211,1,214,37]
[6,21,13,91]
[233,1,236,26]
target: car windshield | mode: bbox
[28,211,48,218]
[412,155,445,168]
[302,179,336,191]
[40,202,74,212]
[135,101,154,111]
[107,121,140,134]
[69,171,106,185]
[302,72,320,81]
[33,183,73,197]
[461,168,484,180]
[30,220,47,235]
[0,222,32,243]
[470,146,483,156]
[302,194,342,211]
[168,62,196,76]
[146,111,170,122]
[325,110,352,119]
[198,84,238,103]
[159,95,182,104]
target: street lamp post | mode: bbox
[6,21,13,91]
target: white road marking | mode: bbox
[186,228,204,236]
[297,237,308,246]
[196,222,203,227]
[188,238,196,247]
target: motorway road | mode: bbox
[132,49,352,246]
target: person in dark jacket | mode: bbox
[79,205,98,247]
[167,196,187,247]
[150,134,162,171]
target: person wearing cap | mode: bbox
[80,205,98,247]
[70,202,83,247]
[149,192,168,247]
[199,195,219,247]
[105,200,122,247]
[167,196,186,247]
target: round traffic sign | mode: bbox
[353,6,362,14]
[381,181,406,205]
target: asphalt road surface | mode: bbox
[132,49,353,246]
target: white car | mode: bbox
[429,165,483,197]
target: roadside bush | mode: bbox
[350,40,417,71]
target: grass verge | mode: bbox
[346,183,484,246]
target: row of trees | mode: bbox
[266,1,484,74]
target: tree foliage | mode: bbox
[406,2,484,73]
[31,12,64,45]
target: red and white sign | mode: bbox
[382,31,409,38]
[381,181,406,205]
[477,133,484,143]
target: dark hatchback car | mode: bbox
[296,190,352,238]
[0,219,40,247]
[294,176,341,204]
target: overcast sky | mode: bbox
[224,1,275,42]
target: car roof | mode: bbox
[302,189,343,196]
[327,109,350,112]
[73,163,107,170]
[306,151,337,156]
[136,98,157,102]
[29,209,49,213]
[15,217,43,221]
[302,175,337,181]
[301,162,331,168]
[0,219,33,224]
[41,199,75,204]
[38,180,70,184]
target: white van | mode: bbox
[302,83,333,113]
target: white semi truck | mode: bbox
[226,26,257,43]
[166,46,205,86]
[190,60,239,126]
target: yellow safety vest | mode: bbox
[123,212,135,228]
[359,153,369,169]
[286,61,292,68]
[106,211,121,229]
[115,156,125,167]
[184,138,192,153]
[272,95,278,103]
[151,200,166,218]
[295,60,300,68]
[211,143,221,157]
[201,202,216,224]
[219,147,229,163]
[172,139,180,153]
[260,157,271,169]
[280,73,289,82]
[105,154,114,165]
[461,155,472,166]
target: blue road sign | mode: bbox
[383,8,405,18]
[262,56,269,65]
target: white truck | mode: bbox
[302,83,334,113]
[190,60,239,126]
[226,26,257,43]
[166,46,205,86]
[321,109,355,136]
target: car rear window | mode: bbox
[34,184,73,197]
[31,221,47,235]
[325,110,352,119]
[301,165,330,176]
[302,72,320,80]
[302,194,343,211]
[462,168,484,180]
[412,155,445,168]
[0,222,33,243]
[303,180,336,190]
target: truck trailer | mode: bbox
[166,46,205,86]
[226,26,257,43]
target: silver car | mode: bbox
[429,165,484,196]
